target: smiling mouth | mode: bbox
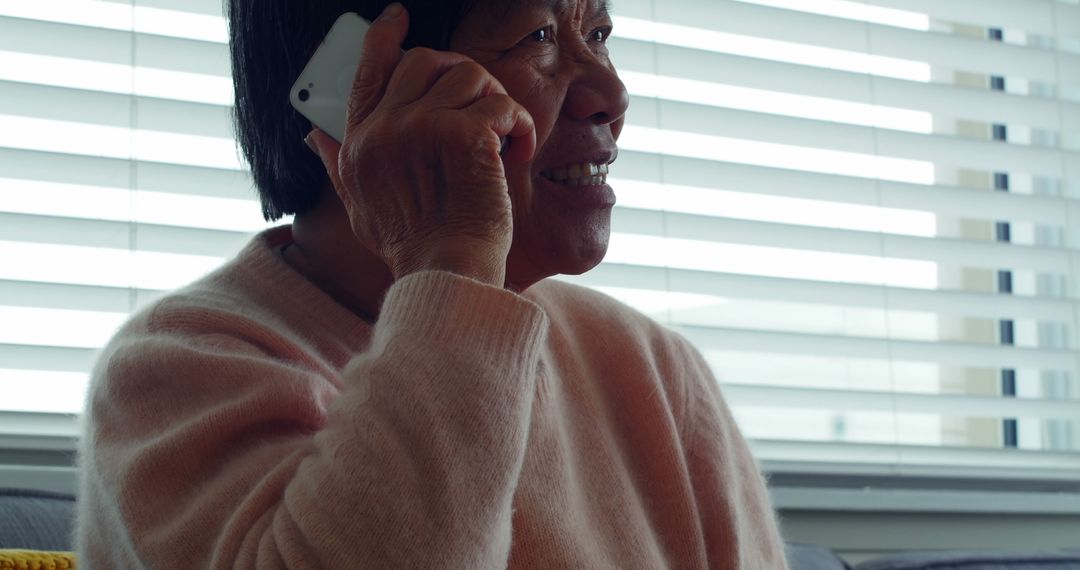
[540,162,610,187]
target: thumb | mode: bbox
[346,4,409,130]
[306,128,355,211]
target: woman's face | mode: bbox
[449,0,629,288]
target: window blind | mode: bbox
[2,0,1079,486]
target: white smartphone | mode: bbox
[290,12,371,143]
[290,12,509,152]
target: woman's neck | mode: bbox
[282,191,394,324]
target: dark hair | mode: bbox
[228,0,482,221]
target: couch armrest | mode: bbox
[855,550,1080,570]
[0,488,76,550]
[788,542,854,570]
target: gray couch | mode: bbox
[0,487,76,550]
[2,487,1079,568]
[785,542,1080,570]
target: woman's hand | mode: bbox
[307,4,537,287]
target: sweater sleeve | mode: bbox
[77,271,548,569]
[673,335,789,569]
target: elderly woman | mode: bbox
[76,0,787,567]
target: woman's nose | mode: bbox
[563,59,630,126]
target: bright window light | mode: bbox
[0,369,89,414]
[0,115,243,170]
[129,190,265,232]
[0,307,127,349]
[134,6,228,43]
[621,71,933,133]
[605,233,939,289]
[0,51,233,106]
[733,0,931,31]
[591,286,729,317]
[735,408,946,446]
[0,179,266,232]
[134,67,233,106]
[0,51,130,99]
[613,16,932,82]
[704,353,947,394]
[610,179,938,237]
[0,0,132,31]
[0,241,226,290]
[134,129,243,170]
[734,408,838,441]
[0,179,131,223]
[0,114,130,161]
[0,0,228,43]
[618,126,936,185]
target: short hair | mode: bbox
[228,0,483,221]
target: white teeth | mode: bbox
[543,162,611,186]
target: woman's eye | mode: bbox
[589,26,612,43]
[530,27,553,42]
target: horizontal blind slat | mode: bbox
[0,279,161,313]
[0,115,242,170]
[726,384,1080,420]
[755,440,1080,480]
[0,147,253,200]
[612,208,1077,274]
[0,344,95,372]
[645,1,1078,83]
[128,0,225,18]
[612,37,1080,134]
[0,79,233,138]
[865,0,1060,35]
[566,264,1076,322]
[1,0,227,43]
[0,15,230,75]
[675,325,1078,370]
[0,212,250,257]
[0,15,130,65]
[637,97,1079,179]
[0,411,80,439]
[613,151,1080,226]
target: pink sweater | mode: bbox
[76,226,787,569]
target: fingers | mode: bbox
[344,6,488,128]
[384,49,478,106]
[464,95,537,163]
[394,57,530,159]
[346,4,410,130]
[306,129,353,211]
[422,59,508,108]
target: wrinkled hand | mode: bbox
[307,4,537,287]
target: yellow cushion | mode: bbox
[0,550,76,570]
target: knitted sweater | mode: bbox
[75,226,787,569]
